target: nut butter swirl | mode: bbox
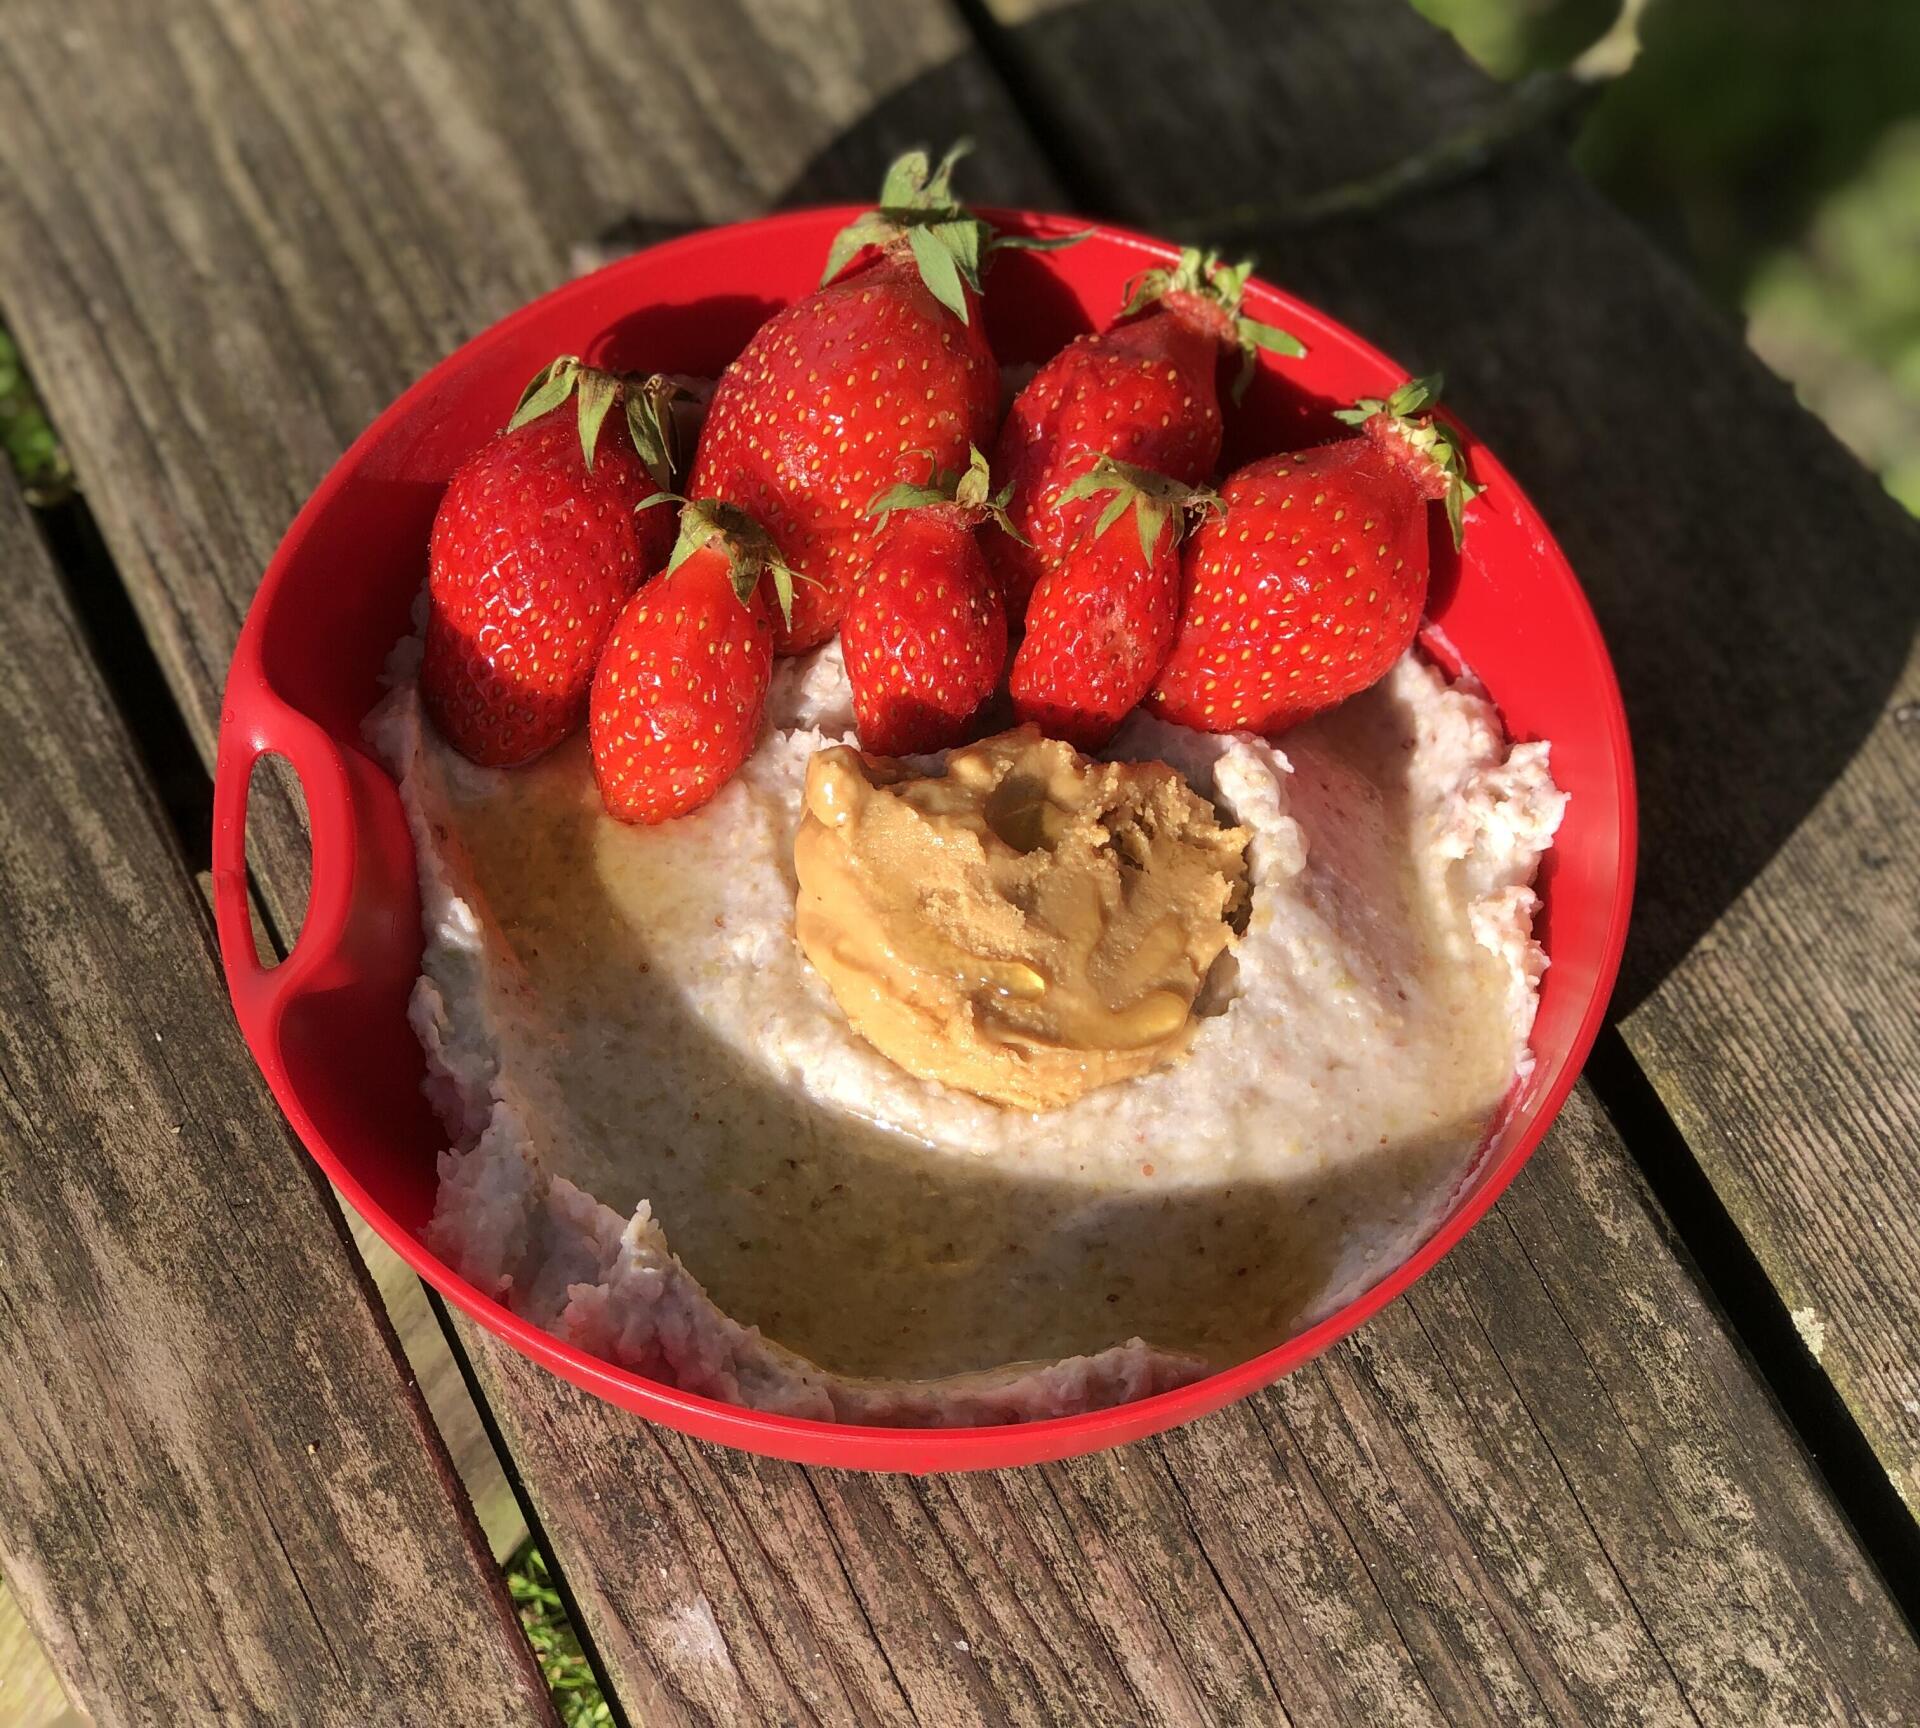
[794,726,1248,1111]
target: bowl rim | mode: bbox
[216,203,1637,1472]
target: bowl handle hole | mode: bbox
[239,750,312,967]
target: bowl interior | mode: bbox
[238,209,1632,1469]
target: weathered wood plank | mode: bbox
[1621,644,1920,1516]
[0,471,555,1724]
[1,0,1915,1722]
[190,864,528,1563]
[968,0,1920,1521]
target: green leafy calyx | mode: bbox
[1119,247,1307,402]
[1332,373,1481,548]
[866,445,1024,541]
[821,143,1088,326]
[507,357,703,490]
[823,143,987,325]
[1059,456,1221,563]
[664,497,799,629]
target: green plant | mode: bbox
[1417,0,1920,517]
[0,326,73,505]
[506,1542,612,1727]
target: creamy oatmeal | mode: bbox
[368,636,1564,1423]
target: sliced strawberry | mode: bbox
[987,248,1303,615]
[1011,459,1216,749]
[588,500,790,823]
[1148,375,1479,734]
[422,359,701,766]
[690,146,1004,655]
[842,447,1010,754]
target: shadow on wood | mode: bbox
[775,0,1920,1017]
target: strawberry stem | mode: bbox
[821,142,998,325]
[506,356,704,489]
[1119,248,1308,402]
[1333,373,1482,548]
[1059,456,1222,563]
[866,445,1026,542]
[670,498,800,628]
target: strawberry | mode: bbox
[588,500,792,824]
[689,145,1004,655]
[422,358,698,765]
[841,447,1010,754]
[987,248,1303,615]
[1148,375,1479,734]
[1010,459,1216,749]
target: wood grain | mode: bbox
[0,0,1915,1721]
[1622,637,1920,1515]
[190,865,528,1563]
[0,471,555,1724]
[967,0,1920,1525]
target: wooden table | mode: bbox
[1,2,1915,1722]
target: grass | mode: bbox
[507,1543,614,1727]
[0,327,71,505]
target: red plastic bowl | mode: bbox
[214,208,1634,1473]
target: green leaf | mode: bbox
[1094,490,1131,538]
[678,497,800,626]
[1389,373,1443,417]
[764,558,797,629]
[926,219,983,292]
[1211,257,1252,304]
[507,356,581,432]
[908,224,970,323]
[878,149,931,212]
[986,508,1031,548]
[1172,246,1209,291]
[667,497,731,575]
[822,212,897,286]
[1135,498,1166,563]
[1241,316,1307,358]
[1231,344,1259,406]
[828,142,994,293]
[953,443,992,508]
[1058,464,1119,509]
[1058,453,1216,558]
[574,369,617,471]
[1445,479,1467,550]
[724,545,761,609]
[624,392,672,492]
[924,139,972,207]
[1332,397,1385,427]
[1119,266,1173,318]
[867,479,949,521]
[665,523,702,575]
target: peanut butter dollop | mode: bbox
[793,726,1249,1111]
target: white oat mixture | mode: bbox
[368,637,1564,1424]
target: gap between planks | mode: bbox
[1583,1029,1920,1629]
[5,445,527,1552]
[0,404,532,1718]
